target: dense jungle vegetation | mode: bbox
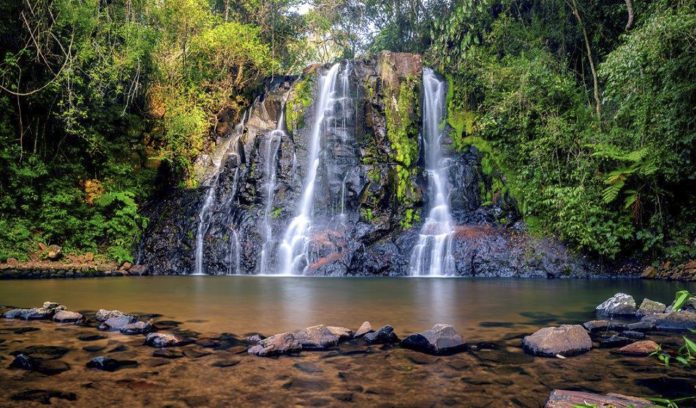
[0,0,694,265]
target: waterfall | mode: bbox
[193,113,246,276]
[409,68,456,277]
[278,62,342,275]
[259,105,286,275]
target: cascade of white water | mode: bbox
[277,62,342,275]
[259,105,286,275]
[193,113,246,276]
[409,68,456,277]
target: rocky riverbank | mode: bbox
[1,295,695,406]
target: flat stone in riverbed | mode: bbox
[522,325,592,357]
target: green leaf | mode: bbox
[673,290,691,311]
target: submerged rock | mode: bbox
[9,354,71,375]
[596,293,636,317]
[401,324,465,355]
[363,325,399,345]
[53,311,83,323]
[546,390,651,408]
[636,298,666,316]
[617,340,659,356]
[86,356,138,372]
[145,332,184,348]
[598,335,633,348]
[582,320,609,333]
[354,321,373,338]
[522,325,592,357]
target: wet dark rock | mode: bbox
[183,348,212,358]
[582,320,609,332]
[11,389,77,404]
[652,311,696,331]
[599,335,633,348]
[78,333,106,342]
[637,298,666,316]
[153,349,184,359]
[83,345,107,353]
[86,356,138,372]
[522,325,592,357]
[622,330,646,340]
[401,324,465,355]
[10,354,71,375]
[12,345,70,360]
[596,293,637,317]
[196,337,222,348]
[98,315,138,331]
[4,307,54,320]
[212,359,240,368]
[108,344,128,353]
[146,332,184,348]
[120,320,153,335]
[627,320,655,331]
[616,340,659,356]
[354,321,373,338]
[363,325,399,345]
[293,362,323,373]
[546,390,651,408]
[12,327,40,334]
[53,310,83,323]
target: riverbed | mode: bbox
[1,277,694,406]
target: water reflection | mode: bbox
[0,277,692,339]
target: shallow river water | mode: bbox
[0,277,694,407]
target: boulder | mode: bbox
[248,332,302,357]
[290,325,345,350]
[582,320,609,333]
[326,326,353,340]
[621,330,645,340]
[522,325,592,357]
[401,324,465,355]
[95,309,125,322]
[652,311,696,331]
[4,309,34,320]
[596,293,636,317]
[598,335,633,348]
[545,390,651,408]
[354,321,373,338]
[53,311,83,323]
[86,356,138,372]
[363,325,399,345]
[145,332,183,348]
[636,298,666,316]
[46,245,62,261]
[98,315,137,331]
[119,321,153,335]
[617,340,659,356]
[42,302,64,311]
[627,320,655,331]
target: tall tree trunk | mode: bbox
[569,0,601,119]
[624,0,634,30]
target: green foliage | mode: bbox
[425,0,696,260]
[672,290,692,312]
[286,75,315,133]
[360,208,375,222]
[384,76,420,219]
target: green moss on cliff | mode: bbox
[384,76,420,228]
[286,75,314,133]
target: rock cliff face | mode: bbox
[138,52,598,277]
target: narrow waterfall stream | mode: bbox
[410,68,456,276]
[278,62,342,275]
[193,114,246,276]
[259,105,286,275]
